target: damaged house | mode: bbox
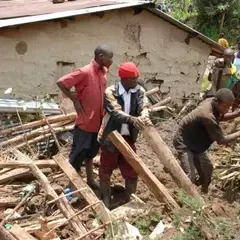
[0,0,223,103]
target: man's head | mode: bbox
[94,45,113,68]
[223,48,235,65]
[219,33,224,38]
[118,62,139,89]
[214,88,235,115]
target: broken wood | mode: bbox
[0,113,76,136]
[53,155,111,224]
[0,168,51,185]
[149,106,167,113]
[23,218,66,234]
[108,131,180,210]
[0,225,17,240]
[145,87,160,97]
[28,163,87,237]
[9,224,37,240]
[47,187,87,205]
[142,126,201,199]
[151,97,172,108]
[1,186,35,226]
[0,160,58,169]
[44,201,101,238]
[0,125,73,148]
[0,197,21,207]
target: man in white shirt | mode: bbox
[98,62,151,208]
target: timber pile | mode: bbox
[0,88,208,239]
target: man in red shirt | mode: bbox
[57,45,113,189]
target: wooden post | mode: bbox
[28,163,87,237]
[53,155,111,224]
[108,131,180,210]
[142,126,201,198]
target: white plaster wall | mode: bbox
[0,8,211,103]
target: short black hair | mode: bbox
[215,88,235,103]
[231,81,240,99]
[94,45,113,57]
[219,33,224,38]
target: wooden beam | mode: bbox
[9,224,37,240]
[53,155,111,224]
[108,131,180,210]
[142,126,201,199]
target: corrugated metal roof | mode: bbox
[0,0,223,55]
[0,0,147,20]
[0,98,61,114]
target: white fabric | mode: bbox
[118,82,138,136]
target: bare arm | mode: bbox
[218,130,240,145]
[221,109,240,121]
[57,69,86,115]
[57,81,76,102]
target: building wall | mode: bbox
[0,8,211,104]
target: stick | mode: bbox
[149,106,167,113]
[0,160,58,169]
[44,201,101,238]
[41,111,61,151]
[0,186,35,226]
[28,163,87,236]
[47,188,87,205]
[75,221,112,240]
[145,87,160,97]
[151,97,172,108]
[0,113,76,136]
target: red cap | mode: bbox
[118,62,140,79]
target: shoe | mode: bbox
[125,179,137,203]
[100,181,111,209]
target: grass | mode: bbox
[133,212,163,236]
[172,225,204,240]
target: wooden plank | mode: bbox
[23,218,66,234]
[108,131,180,210]
[142,126,202,199]
[0,197,21,207]
[28,163,87,237]
[0,168,51,185]
[0,160,58,169]
[53,155,111,224]
[10,224,37,240]
[0,225,17,240]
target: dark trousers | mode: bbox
[69,127,99,172]
[178,150,213,188]
[99,138,138,181]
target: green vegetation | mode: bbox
[172,225,204,240]
[163,0,240,45]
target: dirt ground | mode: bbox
[1,117,240,239]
